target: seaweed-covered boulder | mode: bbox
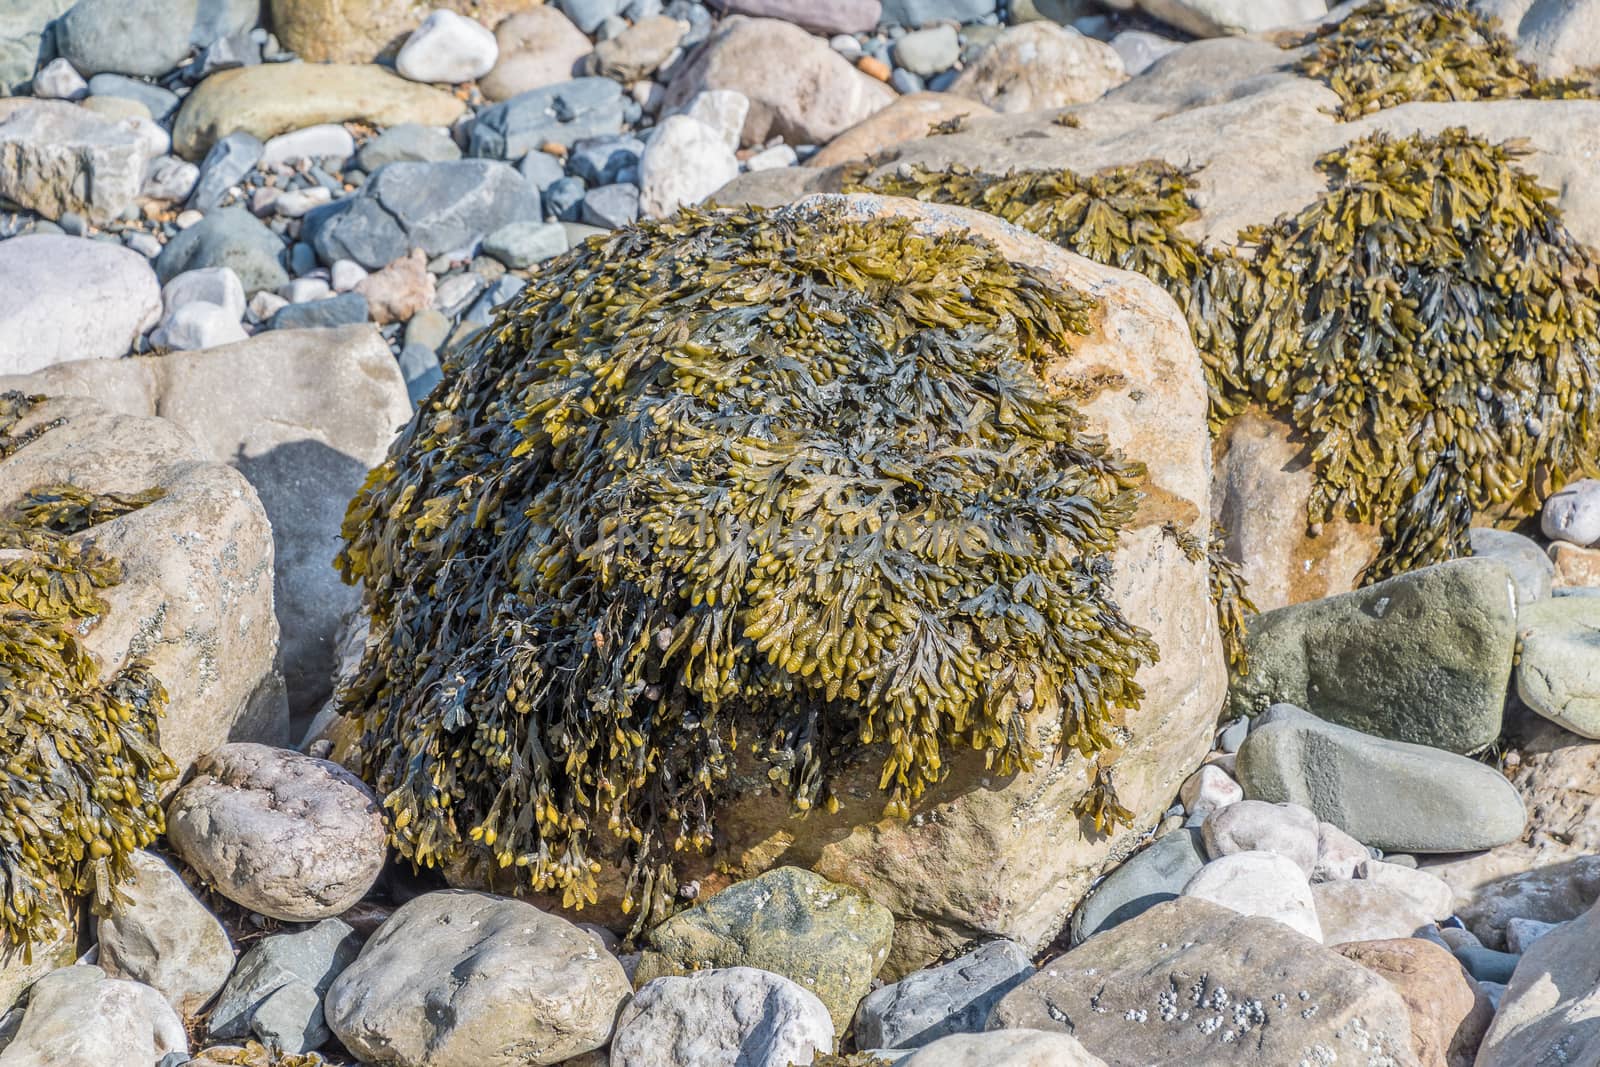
[331,193,1225,974]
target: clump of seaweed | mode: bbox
[192,1044,326,1067]
[14,484,167,536]
[0,393,175,949]
[335,205,1157,922]
[1294,0,1593,119]
[804,1056,895,1067]
[1164,522,1256,676]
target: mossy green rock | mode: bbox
[634,866,894,1033]
[1227,558,1517,753]
[1515,596,1600,739]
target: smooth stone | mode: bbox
[1504,917,1560,953]
[1455,945,1520,985]
[1109,29,1181,75]
[190,130,264,210]
[1178,763,1241,819]
[898,1029,1107,1066]
[0,967,186,1065]
[32,57,87,99]
[1131,0,1324,36]
[327,890,631,1067]
[54,0,258,77]
[280,277,333,304]
[1217,716,1249,753]
[634,865,895,1033]
[0,235,160,372]
[880,0,997,25]
[518,149,566,190]
[1470,527,1553,607]
[568,134,644,186]
[0,100,150,222]
[1551,540,1600,590]
[142,155,200,201]
[685,88,749,152]
[558,0,626,34]
[853,939,1032,1049]
[949,22,1126,112]
[356,123,461,170]
[1359,860,1454,920]
[469,77,627,158]
[1236,704,1527,853]
[1203,800,1319,877]
[156,206,287,294]
[581,182,640,228]
[745,143,798,171]
[97,850,235,1016]
[1181,850,1322,942]
[611,967,833,1067]
[1312,880,1433,945]
[716,0,881,36]
[396,10,497,84]
[480,8,595,102]
[1312,821,1368,882]
[894,25,960,76]
[274,187,333,218]
[588,15,686,81]
[1516,596,1600,738]
[1543,478,1600,546]
[1070,826,1207,945]
[166,743,387,921]
[265,0,537,64]
[79,94,152,123]
[546,175,587,220]
[270,292,368,329]
[1333,939,1493,1067]
[174,63,468,161]
[638,113,738,217]
[354,248,436,324]
[1228,558,1518,754]
[331,259,368,291]
[482,219,569,268]
[209,919,361,1053]
[87,73,179,121]
[260,124,355,167]
[991,898,1416,1064]
[152,301,250,350]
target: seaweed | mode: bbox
[335,205,1157,922]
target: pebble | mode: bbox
[638,114,738,217]
[581,181,641,228]
[569,134,644,185]
[96,850,235,1017]
[1312,822,1369,882]
[880,0,996,24]
[31,57,87,99]
[611,967,834,1067]
[1181,850,1323,942]
[518,149,568,190]
[327,890,630,1067]
[744,143,798,170]
[271,291,369,329]
[1454,945,1520,985]
[330,259,368,291]
[1178,763,1241,820]
[0,234,161,373]
[1359,860,1454,920]
[545,175,588,219]
[1237,704,1527,853]
[686,88,750,151]
[1505,916,1560,953]
[559,0,627,34]
[166,742,387,921]
[274,186,334,218]
[143,155,201,202]
[1542,478,1600,545]
[0,966,187,1066]
[470,77,627,158]
[87,73,180,122]
[590,14,687,81]
[481,8,597,102]
[356,123,462,170]
[894,25,959,76]
[854,939,1033,1049]
[433,271,484,315]
[482,220,570,268]
[282,277,333,304]
[247,290,288,322]
[157,206,288,294]
[209,919,362,1053]
[397,342,443,404]
[1515,596,1600,738]
[190,131,266,211]
[260,124,355,167]
[125,231,163,258]
[152,301,250,350]
[0,100,151,223]
[461,273,526,324]
[1203,800,1320,877]
[396,10,499,85]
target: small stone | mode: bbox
[405,307,451,351]
[470,77,627,158]
[87,72,179,121]
[330,259,368,292]
[1454,945,1519,985]
[897,1029,1109,1066]
[125,231,163,258]
[209,919,362,1054]
[482,220,569,268]
[638,114,738,218]
[1203,800,1320,877]
[1542,478,1600,546]
[1312,879,1434,945]
[398,342,443,404]
[0,966,188,1065]
[1515,596,1600,738]
[1109,29,1181,75]
[1358,861,1455,921]
[480,8,596,102]
[518,149,567,190]
[590,15,687,81]
[274,186,333,218]
[950,22,1125,112]
[32,57,87,100]
[1178,763,1242,820]
[1313,822,1369,882]
[581,182,640,228]
[894,25,959,76]
[282,277,333,304]
[247,290,289,322]
[854,939,1033,1049]
[97,850,235,1016]
[1071,826,1207,945]
[176,208,206,228]
[1470,527,1553,607]
[260,124,355,168]
[166,742,388,921]
[271,292,369,329]
[744,143,797,171]
[355,248,436,324]
[1181,850,1322,941]
[397,10,498,85]
[1504,917,1560,954]
[53,0,256,77]
[568,134,644,186]
[142,155,200,201]
[189,130,264,211]
[858,54,892,80]
[558,0,627,34]
[611,967,834,1067]
[685,89,750,152]
[152,301,250,350]
[461,273,526,323]
[357,124,461,171]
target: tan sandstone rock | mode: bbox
[268,0,537,64]
[1333,938,1492,1067]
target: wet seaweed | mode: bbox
[335,205,1157,921]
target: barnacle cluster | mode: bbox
[849,128,1600,581]
[335,205,1157,919]
[0,394,174,948]
[193,1044,326,1067]
[1294,0,1593,120]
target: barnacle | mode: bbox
[1294,0,1594,121]
[335,205,1158,921]
[0,393,175,949]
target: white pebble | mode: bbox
[1179,764,1242,819]
[396,10,498,84]
[260,124,356,168]
[275,186,333,218]
[331,259,368,292]
[282,278,332,304]
[744,144,797,172]
[1542,478,1600,546]
[32,58,87,100]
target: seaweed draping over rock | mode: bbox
[334,204,1158,922]
[0,393,174,950]
[849,128,1600,583]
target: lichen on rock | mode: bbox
[334,203,1159,922]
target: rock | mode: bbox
[685,88,750,152]
[1474,0,1600,80]
[590,15,686,82]
[0,0,73,95]
[519,148,567,189]
[53,0,257,77]
[1110,29,1182,75]
[634,866,893,1033]
[1237,705,1526,853]
[1475,896,1600,1064]
[1178,763,1242,819]
[638,113,739,218]
[260,124,355,167]
[143,155,200,201]
[97,850,235,1016]
[174,63,468,161]
[33,57,87,100]
[162,266,246,321]
[153,267,250,350]
[0,967,186,1066]
[267,0,535,64]
[1132,0,1325,37]
[304,159,538,270]
[568,134,643,185]
[611,967,833,1067]
[1516,596,1600,738]
[482,220,569,268]
[1334,939,1491,1067]
[662,17,895,148]
[853,939,1032,1049]
[991,898,1416,1064]
[1470,527,1553,607]
[86,73,179,122]
[0,100,151,223]
[1505,917,1560,954]
[880,0,996,25]
[894,26,960,77]
[1071,826,1207,945]
[898,1029,1108,1067]
[716,0,880,36]
[1312,880,1433,945]
[581,182,640,228]
[1359,862,1455,922]
[5,325,410,717]
[558,0,625,34]
[1228,558,1517,754]
[1552,541,1600,589]
[746,143,798,170]
[270,292,370,331]
[808,92,993,168]
[1181,851,1322,941]
[327,890,630,1067]
[354,248,435,324]
[1202,800,1319,877]
[209,919,362,1053]
[1455,945,1519,985]
[190,130,264,211]
[0,235,160,373]
[950,23,1126,113]
[396,10,497,84]
[1313,821,1368,882]
[356,123,461,170]
[156,206,288,295]
[480,8,595,102]
[470,77,627,158]
[167,743,387,921]
[1542,477,1600,546]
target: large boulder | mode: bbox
[1476,895,1600,1066]
[0,100,154,223]
[0,326,410,719]
[1334,938,1493,1067]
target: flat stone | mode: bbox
[1454,945,1519,985]
[0,235,160,372]
[396,10,497,84]
[634,865,895,1034]
[355,123,461,170]
[174,63,468,161]
[581,182,640,228]
[0,100,150,222]
[880,0,997,25]
[1551,541,1600,589]
[1071,826,1207,945]
[1236,704,1526,853]
[156,206,288,294]
[715,0,881,36]
[87,73,179,121]
[260,124,355,167]
[209,919,362,1053]
[853,939,1032,1049]
[54,0,257,77]
[896,1029,1108,1066]
[611,967,833,1067]
[97,850,235,1016]
[1181,850,1322,942]
[1516,596,1600,738]
[1334,938,1492,1067]
[1202,800,1320,877]
[482,220,569,268]
[1228,558,1518,754]
[990,898,1417,1065]
[326,890,630,1067]
[470,77,627,158]
[270,292,369,330]
[480,8,595,102]
[1470,527,1553,608]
